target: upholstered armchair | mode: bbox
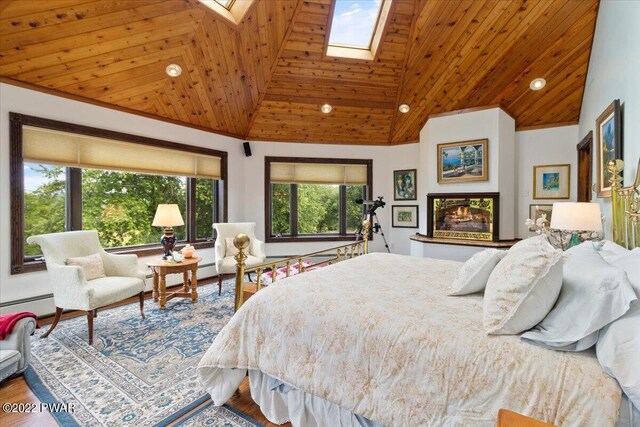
[212,223,266,295]
[26,231,146,345]
[0,317,37,383]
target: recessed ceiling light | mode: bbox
[530,78,546,91]
[398,104,410,113]
[166,64,182,77]
[321,104,332,114]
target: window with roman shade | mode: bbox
[10,113,228,274]
[22,126,222,180]
[265,157,372,242]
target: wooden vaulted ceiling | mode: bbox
[0,0,599,145]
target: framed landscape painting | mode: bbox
[533,164,570,199]
[392,205,419,228]
[528,204,553,231]
[437,139,488,183]
[595,99,622,198]
[393,169,417,200]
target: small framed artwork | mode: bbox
[437,139,488,184]
[533,164,570,199]
[392,205,419,228]
[595,99,622,198]
[528,204,553,231]
[393,169,417,200]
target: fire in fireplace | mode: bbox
[427,193,500,241]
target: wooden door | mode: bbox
[577,131,593,202]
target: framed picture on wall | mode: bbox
[533,164,570,199]
[393,169,417,200]
[392,205,419,228]
[595,99,622,198]
[437,139,488,183]
[528,204,553,231]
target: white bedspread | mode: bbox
[198,253,621,426]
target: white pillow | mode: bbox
[598,240,630,263]
[448,249,505,295]
[483,235,563,335]
[66,253,106,281]
[596,248,640,408]
[225,237,239,257]
[521,244,637,351]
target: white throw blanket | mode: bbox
[198,253,621,426]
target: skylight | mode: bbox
[196,0,253,27]
[328,0,384,50]
[213,0,234,10]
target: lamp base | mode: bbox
[566,232,581,250]
[161,227,177,259]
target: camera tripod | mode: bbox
[356,212,391,253]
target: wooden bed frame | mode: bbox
[230,220,371,310]
[610,159,640,249]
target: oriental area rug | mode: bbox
[25,280,262,427]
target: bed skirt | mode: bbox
[248,370,382,427]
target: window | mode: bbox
[326,0,391,60]
[10,113,227,274]
[266,157,372,242]
[24,164,66,257]
[197,0,253,27]
[328,0,384,49]
[213,0,234,9]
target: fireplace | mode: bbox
[427,193,500,242]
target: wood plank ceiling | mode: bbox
[0,0,599,145]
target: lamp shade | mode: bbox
[152,204,184,227]
[550,202,602,232]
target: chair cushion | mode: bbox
[66,253,106,281]
[86,276,145,308]
[219,255,263,274]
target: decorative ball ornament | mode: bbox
[233,233,251,251]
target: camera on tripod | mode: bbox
[355,196,390,252]
[356,196,386,216]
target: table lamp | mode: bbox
[152,204,184,259]
[550,202,602,250]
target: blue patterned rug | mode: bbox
[25,280,261,427]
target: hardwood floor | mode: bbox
[0,281,290,427]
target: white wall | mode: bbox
[515,125,579,238]
[417,108,516,240]
[578,0,640,235]
[0,83,419,315]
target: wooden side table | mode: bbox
[147,257,202,310]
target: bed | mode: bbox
[198,253,625,426]
[198,159,640,426]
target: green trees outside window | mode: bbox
[271,183,366,238]
[24,164,66,256]
[23,163,219,258]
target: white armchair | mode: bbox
[212,223,266,295]
[26,230,146,345]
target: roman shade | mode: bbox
[22,126,222,179]
[270,162,368,185]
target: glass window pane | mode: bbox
[24,163,66,257]
[298,184,340,234]
[271,183,291,236]
[328,0,383,49]
[82,170,186,248]
[346,185,366,233]
[196,179,215,240]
